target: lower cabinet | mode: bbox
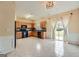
[16,31,47,39]
[16,32,22,39]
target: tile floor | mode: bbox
[7,37,79,57]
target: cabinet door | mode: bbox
[16,32,22,39]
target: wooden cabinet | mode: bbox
[16,32,22,39]
[40,20,46,29]
[15,20,35,39]
[41,32,47,39]
[28,31,37,37]
[15,20,47,39]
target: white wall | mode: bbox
[0,2,15,54]
[68,8,79,45]
[0,36,14,54]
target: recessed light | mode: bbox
[24,14,34,18]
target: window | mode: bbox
[54,20,65,41]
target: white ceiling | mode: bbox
[15,1,79,20]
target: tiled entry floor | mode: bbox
[7,37,79,57]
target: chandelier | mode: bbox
[42,1,54,9]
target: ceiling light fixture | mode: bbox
[25,14,33,18]
[24,14,34,19]
[42,1,54,9]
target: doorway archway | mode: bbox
[54,19,65,41]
